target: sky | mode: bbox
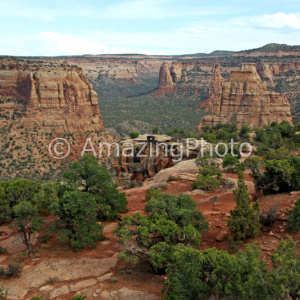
[0,0,300,56]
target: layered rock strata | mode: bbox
[0,62,103,133]
[198,64,293,129]
[113,135,211,184]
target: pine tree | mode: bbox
[286,198,300,231]
[228,171,260,241]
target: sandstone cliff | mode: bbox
[208,63,224,99]
[0,60,103,133]
[198,64,293,129]
[170,62,183,83]
[256,61,275,87]
[158,62,174,89]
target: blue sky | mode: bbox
[0,0,300,56]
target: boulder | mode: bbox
[215,231,228,242]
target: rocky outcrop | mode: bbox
[256,61,300,87]
[113,135,211,184]
[198,64,293,129]
[158,63,174,89]
[241,63,261,81]
[0,61,103,133]
[158,61,213,90]
[208,63,223,99]
[170,62,183,83]
[256,61,275,87]
[113,135,174,184]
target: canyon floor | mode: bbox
[0,159,299,300]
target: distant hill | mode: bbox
[235,43,300,56]
[177,50,235,58]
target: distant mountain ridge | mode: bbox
[238,43,300,53]
[234,43,300,57]
[12,43,300,59]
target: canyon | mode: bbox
[0,44,299,300]
[0,43,299,181]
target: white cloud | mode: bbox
[0,32,138,56]
[252,12,300,29]
[35,32,109,56]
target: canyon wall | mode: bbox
[0,60,103,133]
[198,64,293,129]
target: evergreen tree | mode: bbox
[13,201,43,255]
[227,171,260,241]
[50,191,104,251]
[62,154,127,220]
[286,198,300,231]
[269,236,300,299]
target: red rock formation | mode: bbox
[256,61,275,87]
[198,64,293,130]
[112,135,209,183]
[208,63,223,99]
[0,63,103,133]
[158,62,174,89]
[241,63,262,81]
[170,62,183,83]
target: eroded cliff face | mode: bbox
[208,63,224,99]
[256,61,300,87]
[158,61,213,90]
[198,64,293,129]
[158,62,174,89]
[0,61,103,133]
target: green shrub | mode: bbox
[191,176,221,192]
[129,132,139,139]
[0,247,7,255]
[0,179,40,224]
[260,204,279,227]
[199,165,222,179]
[228,235,242,254]
[245,155,300,196]
[70,296,86,300]
[164,243,269,300]
[61,154,127,220]
[145,186,161,201]
[115,193,208,270]
[286,198,300,231]
[156,183,167,191]
[164,237,300,299]
[192,165,223,192]
[167,175,179,182]
[12,201,43,255]
[204,133,217,143]
[50,191,104,251]
[0,263,22,278]
[222,155,240,173]
[0,285,8,299]
[228,172,260,241]
[152,126,159,134]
